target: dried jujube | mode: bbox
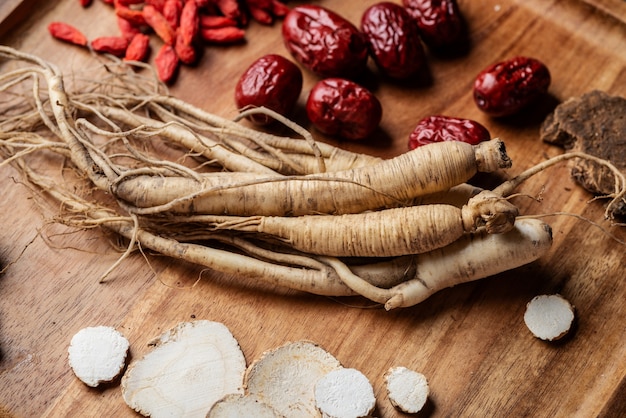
[402,0,466,52]
[235,54,303,125]
[361,2,426,79]
[282,5,369,78]
[473,56,551,117]
[306,78,382,140]
[408,115,490,149]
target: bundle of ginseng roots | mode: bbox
[0,47,624,309]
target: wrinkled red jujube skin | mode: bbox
[408,115,491,149]
[235,54,303,125]
[402,0,465,51]
[473,56,551,117]
[282,5,369,78]
[361,2,426,79]
[306,78,383,141]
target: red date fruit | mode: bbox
[408,115,490,149]
[235,54,303,126]
[306,78,382,140]
[282,5,369,78]
[402,0,465,51]
[473,56,551,117]
[361,2,426,79]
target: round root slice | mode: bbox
[121,320,246,418]
[384,366,429,414]
[67,325,130,388]
[314,368,376,418]
[207,393,283,417]
[524,294,575,341]
[244,340,342,418]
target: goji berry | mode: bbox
[200,27,245,44]
[116,0,144,5]
[48,22,88,47]
[270,0,290,17]
[155,43,179,83]
[145,0,166,12]
[124,33,151,62]
[175,35,197,64]
[117,16,141,41]
[79,0,92,7]
[91,36,129,57]
[244,0,289,25]
[115,5,147,27]
[179,0,200,45]
[199,15,238,29]
[245,0,274,24]
[214,0,248,26]
[163,0,184,30]
[143,4,177,45]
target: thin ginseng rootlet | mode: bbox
[0,46,624,309]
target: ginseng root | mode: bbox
[112,138,511,216]
[1,47,621,310]
[170,190,519,257]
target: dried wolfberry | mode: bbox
[179,0,200,45]
[408,116,490,149]
[115,5,147,27]
[124,33,151,61]
[91,36,129,57]
[200,27,245,43]
[245,0,273,24]
[175,33,198,64]
[244,0,289,24]
[214,0,248,26]
[117,16,141,41]
[48,22,88,47]
[79,0,92,7]
[163,0,184,30]
[155,43,179,83]
[143,4,177,44]
[199,15,238,28]
[145,0,166,12]
[271,0,289,17]
[116,0,144,5]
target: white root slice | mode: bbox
[67,326,130,388]
[121,320,246,418]
[524,294,576,341]
[244,341,342,418]
[314,368,376,418]
[207,394,283,417]
[384,366,429,414]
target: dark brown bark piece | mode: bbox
[540,90,626,216]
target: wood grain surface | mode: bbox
[0,1,624,417]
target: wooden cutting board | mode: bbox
[0,0,624,417]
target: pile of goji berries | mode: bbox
[48,0,289,83]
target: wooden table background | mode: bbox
[0,0,625,416]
